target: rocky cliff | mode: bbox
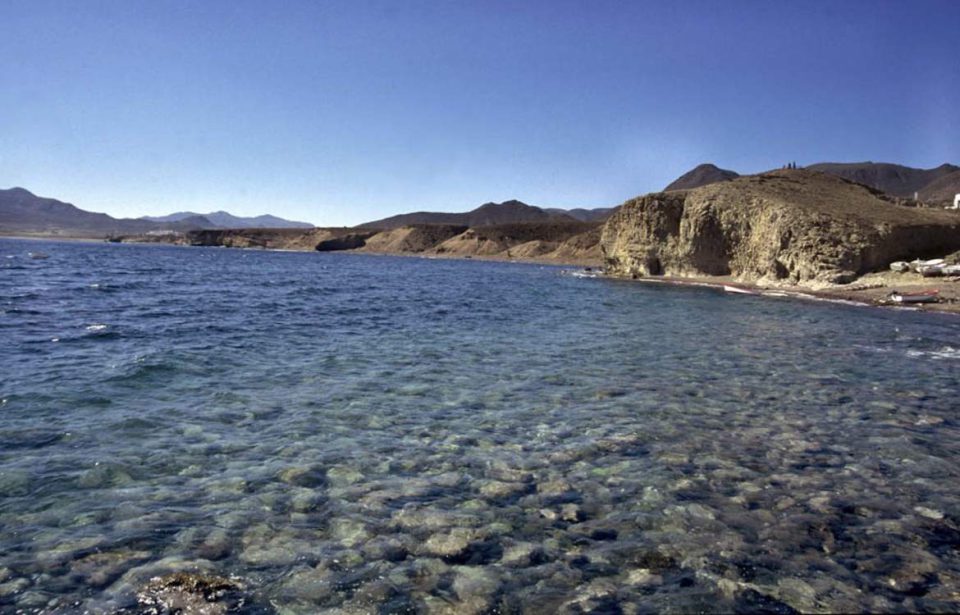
[120,221,604,264]
[164,228,364,250]
[601,170,960,286]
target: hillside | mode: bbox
[431,221,600,259]
[602,169,960,286]
[664,163,739,191]
[142,210,313,229]
[357,200,575,230]
[917,169,960,204]
[359,224,469,253]
[806,162,960,200]
[664,161,960,205]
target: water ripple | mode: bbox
[1,238,960,613]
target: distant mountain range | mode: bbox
[0,187,183,236]
[663,162,960,204]
[357,200,614,229]
[141,211,312,229]
[0,187,314,237]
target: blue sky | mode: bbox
[2,0,958,226]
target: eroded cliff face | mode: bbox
[601,170,960,286]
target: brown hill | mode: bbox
[357,200,574,230]
[917,169,960,204]
[602,169,960,286]
[806,162,959,199]
[664,164,739,191]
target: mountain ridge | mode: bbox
[356,200,579,230]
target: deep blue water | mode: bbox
[2,238,960,613]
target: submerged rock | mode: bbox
[136,572,246,614]
[420,528,479,558]
[70,550,151,588]
[277,465,327,488]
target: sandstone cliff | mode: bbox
[601,170,960,286]
[359,224,469,253]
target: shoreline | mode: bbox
[614,273,960,316]
[5,233,958,316]
[338,246,603,269]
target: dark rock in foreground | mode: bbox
[136,572,249,614]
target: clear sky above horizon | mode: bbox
[2,0,959,226]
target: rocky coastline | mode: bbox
[45,167,960,314]
[599,169,960,314]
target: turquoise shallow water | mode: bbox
[2,238,960,613]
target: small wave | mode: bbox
[0,429,66,450]
[562,269,603,279]
[854,345,893,354]
[86,324,108,332]
[106,357,179,384]
[906,346,960,361]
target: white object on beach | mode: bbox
[889,261,910,273]
[889,290,939,304]
[723,285,759,295]
[909,258,945,273]
[920,264,945,277]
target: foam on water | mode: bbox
[906,346,960,360]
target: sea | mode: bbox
[2,237,960,613]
